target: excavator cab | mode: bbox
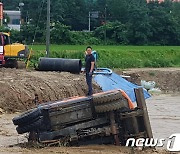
[0,32,29,68]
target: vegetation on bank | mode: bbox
[30,45,180,69]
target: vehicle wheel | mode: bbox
[95,97,129,113]
[17,61,26,69]
[12,108,41,125]
[4,59,18,68]
[16,118,43,134]
[93,91,122,104]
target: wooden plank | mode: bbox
[135,88,153,139]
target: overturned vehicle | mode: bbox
[12,88,153,146]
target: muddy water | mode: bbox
[0,94,179,153]
[0,114,27,147]
[146,94,180,140]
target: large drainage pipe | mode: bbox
[38,57,82,74]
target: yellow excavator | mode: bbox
[0,32,29,68]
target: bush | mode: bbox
[69,31,101,45]
[50,23,101,45]
[51,23,71,44]
[94,21,129,45]
[21,24,45,44]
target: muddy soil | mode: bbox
[121,68,180,92]
[0,68,101,113]
[0,67,179,153]
[0,95,174,154]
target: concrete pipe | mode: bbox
[38,57,82,74]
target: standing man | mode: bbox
[85,46,95,96]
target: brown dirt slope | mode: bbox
[122,68,180,92]
[0,68,101,113]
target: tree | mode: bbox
[147,0,180,45]
[61,0,88,30]
[2,0,180,45]
[125,0,151,45]
[1,0,19,10]
[107,0,129,23]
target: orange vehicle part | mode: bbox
[93,89,135,109]
[120,89,134,109]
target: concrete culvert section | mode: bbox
[38,58,82,74]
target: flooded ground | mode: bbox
[0,114,27,148]
[0,93,179,153]
[146,93,180,149]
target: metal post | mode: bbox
[88,11,91,32]
[19,3,24,27]
[134,88,153,139]
[0,18,2,27]
[104,6,107,45]
[46,0,50,57]
[0,3,3,26]
[110,111,120,146]
[26,11,29,23]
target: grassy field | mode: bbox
[30,45,180,68]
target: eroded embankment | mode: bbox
[0,68,101,113]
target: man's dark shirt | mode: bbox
[85,54,95,73]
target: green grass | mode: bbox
[30,45,180,69]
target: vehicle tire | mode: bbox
[93,91,122,104]
[16,118,43,134]
[95,97,129,113]
[4,59,18,68]
[12,108,42,125]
